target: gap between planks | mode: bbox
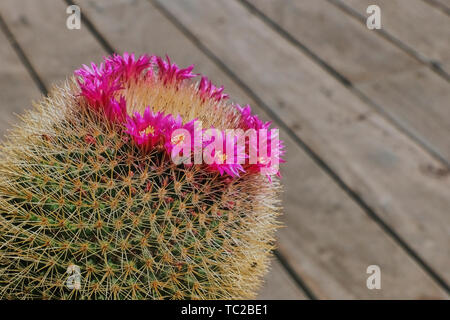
[0,14,48,95]
[327,0,450,82]
[237,0,450,172]
[421,0,450,15]
[0,17,41,138]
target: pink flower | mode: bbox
[74,53,285,180]
[77,71,121,110]
[197,76,228,102]
[236,104,271,131]
[203,130,246,178]
[155,55,197,85]
[163,115,197,154]
[246,131,286,179]
[77,71,126,124]
[126,107,199,164]
[76,52,153,82]
[75,62,107,81]
[75,53,154,123]
[125,107,172,150]
[235,104,285,177]
[104,96,127,123]
[105,52,154,81]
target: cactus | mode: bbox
[0,53,284,299]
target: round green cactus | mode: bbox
[0,53,283,299]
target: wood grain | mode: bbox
[341,0,450,63]
[245,0,419,84]
[425,0,450,11]
[155,0,450,287]
[243,0,450,175]
[73,0,450,298]
[0,24,40,138]
[430,0,450,7]
[0,0,105,87]
[257,260,308,300]
[356,65,450,161]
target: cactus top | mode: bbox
[0,52,283,300]
[74,53,285,179]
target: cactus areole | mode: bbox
[0,53,285,299]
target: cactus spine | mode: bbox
[0,54,283,299]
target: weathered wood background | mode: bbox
[0,0,449,299]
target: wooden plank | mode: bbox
[257,260,308,300]
[74,0,450,298]
[0,0,105,87]
[356,65,450,161]
[0,0,306,299]
[341,0,450,63]
[243,0,450,174]
[431,0,450,6]
[424,0,450,12]
[0,24,41,138]
[244,0,419,84]
[445,63,450,77]
[154,0,450,288]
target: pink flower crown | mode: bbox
[75,53,285,179]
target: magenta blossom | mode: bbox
[75,62,107,82]
[198,76,229,102]
[155,55,197,85]
[76,71,126,123]
[76,69,121,109]
[105,52,154,81]
[235,104,285,177]
[125,107,173,150]
[74,53,284,179]
[163,115,197,155]
[236,104,271,131]
[203,130,246,177]
[76,53,153,82]
[105,96,127,123]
